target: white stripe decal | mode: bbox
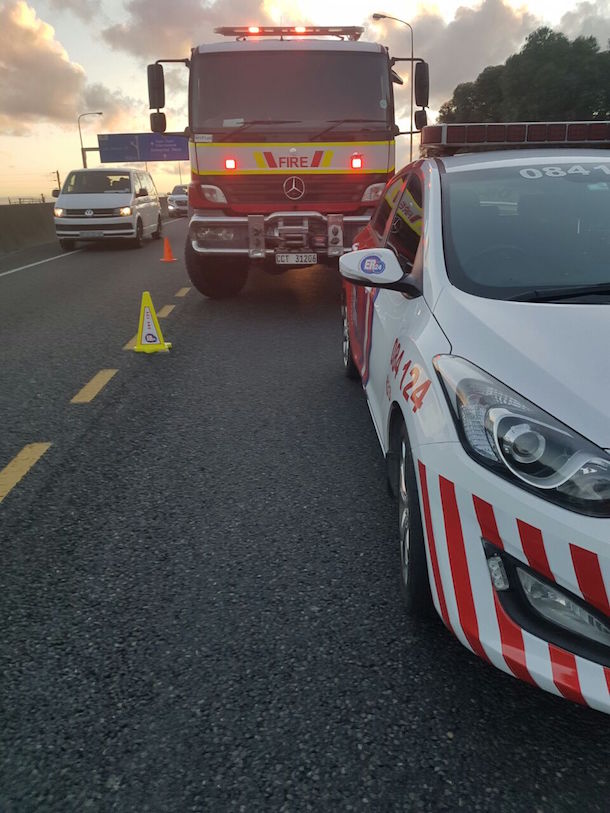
[454,488,507,672]
[575,655,610,713]
[522,632,561,696]
[426,472,471,652]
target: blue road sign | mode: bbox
[98,133,189,163]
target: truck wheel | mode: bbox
[185,241,248,299]
[59,239,76,251]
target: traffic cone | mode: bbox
[160,237,177,263]
[134,291,172,353]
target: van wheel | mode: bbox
[152,216,162,239]
[59,239,76,251]
[185,241,248,299]
[132,219,144,249]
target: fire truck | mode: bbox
[147,25,429,298]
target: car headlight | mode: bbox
[119,206,132,216]
[434,356,610,516]
[200,185,227,204]
[54,207,64,217]
[361,183,385,203]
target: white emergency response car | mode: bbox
[340,121,610,714]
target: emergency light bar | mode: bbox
[421,121,610,152]
[214,26,364,41]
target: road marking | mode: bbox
[123,334,137,351]
[71,369,118,403]
[175,287,191,297]
[157,304,175,318]
[0,250,81,279]
[0,443,51,504]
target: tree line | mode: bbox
[438,27,610,123]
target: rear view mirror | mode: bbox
[339,248,421,296]
[415,61,429,108]
[52,189,60,198]
[147,63,165,109]
[150,111,166,134]
[414,109,428,130]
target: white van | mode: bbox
[53,167,162,250]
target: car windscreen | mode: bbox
[440,159,610,299]
[191,51,391,131]
[171,186,187,194]
[63,172,132,194]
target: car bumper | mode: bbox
[55,218,135,239]
[414,441,610,714]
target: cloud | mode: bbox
[367,0,539,115]
[559,0,610,45]
[0,0,86,134]
[46,0,97,22]
[103,0,270,61]
[82,83,148,132]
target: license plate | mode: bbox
[275,253,317,265]
[80,231,98,238]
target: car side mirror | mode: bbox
[137,187,147,197]
[339,248,421,296]
[414,61,429,108]
[52,189,60,198]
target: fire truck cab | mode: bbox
[148,26,428,298]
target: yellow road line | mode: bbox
[175,287,191,297]
[123,334,137,351]
[71,369,118,404]
[0,443,51,504]
[157,304,175,318]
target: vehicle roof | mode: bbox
[437,148,610,172]
[196,39,385,55]
[68,167,140,174]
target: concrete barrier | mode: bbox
[0,203,56,254]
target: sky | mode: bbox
[0,0,609,201]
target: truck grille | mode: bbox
[223,176,368,205]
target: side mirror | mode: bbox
[339,248,421,295]
[414,109,428,130]
[147,63,165,109]
[415,61,429,109]
[137,187,147,197]
[150,111,166,134]
[52,189,60,198]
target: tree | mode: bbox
[438,27,610,123]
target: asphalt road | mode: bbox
[1,221,608,812]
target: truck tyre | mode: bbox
[185,241,248,299]
[59,239,76,251]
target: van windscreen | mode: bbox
[63,172,132,194]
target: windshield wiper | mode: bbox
[508,283,610,302]
[311,118,387,141]
[216,119,302,141]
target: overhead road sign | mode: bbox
[98,133,189,163]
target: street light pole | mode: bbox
[77,111,103,168]
[372,13,414,163]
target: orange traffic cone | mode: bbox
[161,237,177,263]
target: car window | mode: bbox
[371,175,405,237]
[386,174,423,271]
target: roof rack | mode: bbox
[214,26,364,41]
[420,121,610,156]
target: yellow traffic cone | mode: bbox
[134,291,172,353]
[161,237,177,263]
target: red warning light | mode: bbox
[225,158,237,170]
[294,26,306,33]
[351,155,363,170]
[248,26,260,34]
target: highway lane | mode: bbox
[1,229,609,812]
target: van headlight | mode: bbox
[119,206,132,216]
[434,356,610,516]
[54,207,64,217]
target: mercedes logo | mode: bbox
[283,176,305,201]
[85,209,94,217]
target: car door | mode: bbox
[365,171,425,441]
[344,173,406,378]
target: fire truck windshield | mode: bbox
[191,50,391,134]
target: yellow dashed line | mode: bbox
[175,287,191,298]
[71,369,118,404]
[0,443,51,504]
[157,304,175,318]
